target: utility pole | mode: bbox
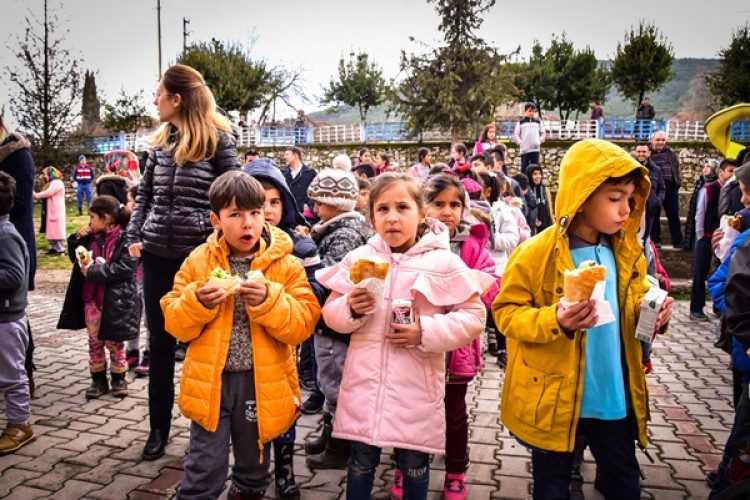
[157,0,162,79]
[183,17,190,54]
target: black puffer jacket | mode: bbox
[126,130,241,260]
[58,232,140,342]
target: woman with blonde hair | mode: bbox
[126,64,241,461]
[33,166,66,254]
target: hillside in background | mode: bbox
[308,58,719,124]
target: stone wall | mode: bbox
[245,140,726,191]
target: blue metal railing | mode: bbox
[74,119,750,154]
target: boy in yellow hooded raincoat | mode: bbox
[493,139,674,499]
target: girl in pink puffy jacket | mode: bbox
[316,173,492,500]
[422,174,501,499]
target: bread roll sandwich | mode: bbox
[207,267,243,294]
[563,260,606,303]
[295,225,311,237]
[350,258,390,284]
[75,246,92,266]
[727,214,743,231]
[245,270,264,283]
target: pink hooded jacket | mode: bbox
[448,223,501,381]
[316,219,493,455]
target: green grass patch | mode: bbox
[34,203,90,271]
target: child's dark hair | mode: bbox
[376,152,390,164]
[357,177,371,190]
[478,172,500,205]
[453,143,467,156]
[418,147,431,163]
[354,164,376,178]
[0,171,16,216]
[603,169,643,188]
[209,171,265,214]
[358,147,370,159]
[423,174,466,209]
[127,184,138,200]
[489,146,505,164]
[470,153,492,167]
[368,173,423,220]
[90,195,131,227]
[720,158,738,170]
[512,173,529,191]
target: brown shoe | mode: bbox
[0,424,36,455]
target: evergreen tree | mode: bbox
[103,89,148,133]
[321,51,387,122]
[706,24,750,106]
[390,0,517,140]
[7,0,83,165]
[81,70,101,133]
[517,35,610,120]
[610,21,675,108]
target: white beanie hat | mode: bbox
[307,155,358,212]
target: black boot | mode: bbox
[305,436,350,470]
[85,371,109,399]
[304,412,332,455]
[273,441,300,499]
[110,372,128,398]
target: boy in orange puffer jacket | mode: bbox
[161,171,320,500]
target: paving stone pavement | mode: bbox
[0,290,729,499]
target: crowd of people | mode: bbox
[2,63,750,500]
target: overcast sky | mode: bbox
[1,0,748,130]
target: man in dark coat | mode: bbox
[281,146,318,224]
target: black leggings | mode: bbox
[142,251,184,433]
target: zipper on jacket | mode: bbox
[373,255,398,441]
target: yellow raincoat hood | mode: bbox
[554,139,650,241]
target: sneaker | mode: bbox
[135,352,150,377]
[443,472,467,500]
[0,424,36,455]
[654,241,662,249]
[390,469,403,500]
[497,350,508,369]
[569,471,585,500]
[126,350,139,369]
[689,310,709,321]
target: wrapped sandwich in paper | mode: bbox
[75,246,92,267]
[349,258,390,308]
[561,260,615,327]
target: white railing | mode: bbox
[69,119,748,154]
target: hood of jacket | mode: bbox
[554,139,650,242]
[206,223,294,271]
[0,133,31,163]
[243,158,306,230]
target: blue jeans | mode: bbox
[76,183,93,212]
[347,442,430,500]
